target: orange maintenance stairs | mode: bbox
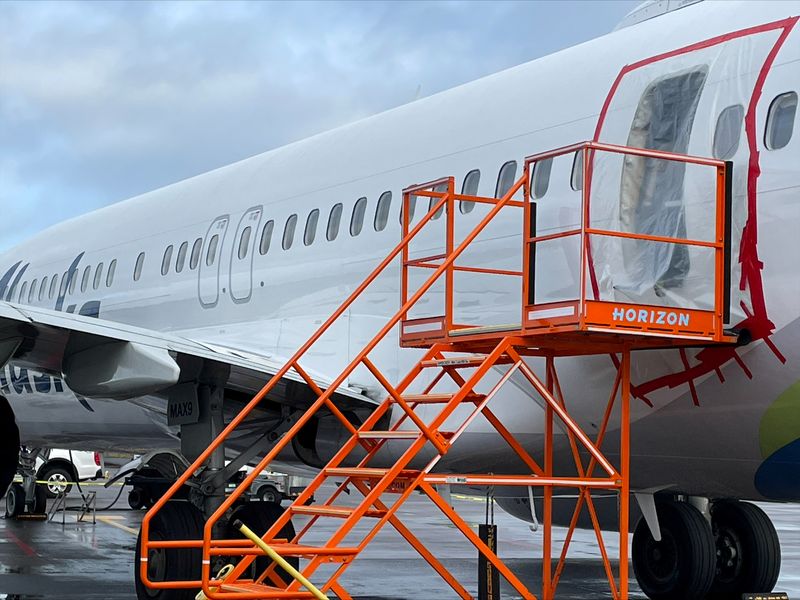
[140,142,736,600]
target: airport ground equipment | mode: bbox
[139,142,735,599]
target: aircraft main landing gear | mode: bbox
[632,497,782,600]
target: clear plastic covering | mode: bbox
[529,28,782,320]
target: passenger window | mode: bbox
[570,152,584,191]
[161,245,173,276]
[238,226,252,259]
[460,169,480,214]
[304,209,319,246]
[206,235,219,266]
[283,214,298,250]
[176,242,188,273]
[327,204,343,241]
[68,270,77,294]
[495,160,518,198]
[189,238,202,269]
[81,266,91,292]
[531,158,553,199]
[18,281,27,303]
[713,104,745,159]
[259,221,274,255]
[49,274,59,299]
[106,259,117,287]
[428,184,446,220]
[59,273,69,296]
[350,197,367,236]
[28,279,37,303]
[765,91,797,150]
[134,252,145,281]
[40,276,48,301]
[374,191,392,231]
[93,264,103,291]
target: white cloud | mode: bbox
[0,0,637,251]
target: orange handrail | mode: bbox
[141,167,531,595]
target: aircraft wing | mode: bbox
[0,301,374,411]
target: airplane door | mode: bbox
[198,215,229,308]
[229,206,262,303]
[591,23,792,322]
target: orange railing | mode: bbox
[140,168,529,596]
[521,141,731,342]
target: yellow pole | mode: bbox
[235,520,330,600]
[195,564,234,600]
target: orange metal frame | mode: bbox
[140,142,734,600]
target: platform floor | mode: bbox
[1,483,798,599]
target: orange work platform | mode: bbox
[140,142,737,600]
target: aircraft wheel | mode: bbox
[632,500,715,599]
[708,500,780,598]
[134,501,204,600]
[32,483,47,514]
[227,502,298,585]
[4,482,25,518]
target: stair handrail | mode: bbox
[141,170,530,595]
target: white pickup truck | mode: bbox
[36,449,105,498]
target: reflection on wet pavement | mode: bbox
[1,484,798,599]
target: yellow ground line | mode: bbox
[96,515,139,536]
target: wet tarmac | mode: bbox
[0,482,798,599]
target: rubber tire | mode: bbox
[227,502,298,586]
[32,483,47,514]
[257,484,282,504]
[632,500,716,600]
[40,466,74,499]
[0,395,19,499]
[708,500,781,598]
[129,487,146,510]
[5,482,25,518]
[134,501,204,600]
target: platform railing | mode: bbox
[521,142,731,342]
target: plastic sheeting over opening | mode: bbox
[531,27,783,321]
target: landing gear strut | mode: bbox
[134,367,300,600]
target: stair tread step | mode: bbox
[357,430,421,439]
[325,467,421,479]
[395,392,485,404]
[219,581,315,597]
[213,543,359,556]
[420,355,490,368]
[291,505,387,518]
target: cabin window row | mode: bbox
[9,259,118,305]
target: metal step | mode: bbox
[357,430,421,439]
[393,392,485,404]
[219,581,316,597]
[324,467,420,479]
[420,355,490,368]
[291,505,387,518]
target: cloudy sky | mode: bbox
[0,0,638,252]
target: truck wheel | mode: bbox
[257,484,281,504]
[5,482,25,518]
[40,465,74,498]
